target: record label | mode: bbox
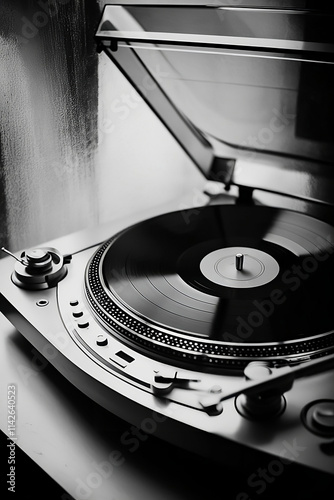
[199,247,280,288]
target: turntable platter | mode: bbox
[85,206,334,371]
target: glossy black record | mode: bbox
[85,205,334,371]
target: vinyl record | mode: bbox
[85,205,334,370]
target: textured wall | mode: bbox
[0,0,204,254]
[0,0,100,250]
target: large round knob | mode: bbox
[25,248,53,274]
[302,400,334,437]
[236,361,286,420]
[26,248,49,262]
[244,361,272,380]
[11,247,70,290]
[313,403,334,430]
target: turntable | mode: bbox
[1,2,334,479]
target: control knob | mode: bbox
[2,247,71,290]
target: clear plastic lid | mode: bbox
[96,3,334,174]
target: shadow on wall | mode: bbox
[0,0,100,253]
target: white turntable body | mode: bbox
[1,199,334,476]
[1,2,334,488]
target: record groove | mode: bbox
[85,205,334,371]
